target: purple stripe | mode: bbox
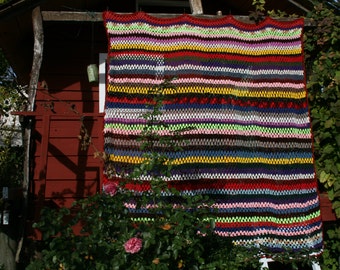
[110,37,301,49]
[106,118,310,129]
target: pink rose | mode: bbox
[103,182,118,196]
[124,237,142,254]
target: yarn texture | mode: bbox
[103,11,323,251]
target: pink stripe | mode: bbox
[108,29,301,42]
[110,77,304,89]
[217,225,322,237]
[212,198,319,210]
[103,128,311,139]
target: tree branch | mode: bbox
[15,5,44,263]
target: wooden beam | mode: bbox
[15,5,44,263]
[28,7,44,112]
[41,11,227,21]
[41,11,313,25]
[288,0,311,13]
[41,11,102,22]
[189,0,203,15]
[136,0,190,9]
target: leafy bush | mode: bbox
[319,223,340,270]
[27,81,263,270]
[304,2,340,218]
[27,80,320,269]
[26,2,340,268]
[28,193,256,270]
[0,48,26,188]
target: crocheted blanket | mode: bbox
[103,11,323,251]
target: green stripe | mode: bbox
[105,122,311,135]
[216,211,320,224]
[107,22,302,40]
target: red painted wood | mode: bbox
[33,156,102,179]
[29,48,105,239]
[35,138,101,156]
[319,193,337,221]
[44,180,98,198]
[36,88,99,100]
[27,19,336,241]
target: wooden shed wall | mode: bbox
[27,22,106,238]
[26,16,336,239]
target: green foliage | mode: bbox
[319,224,340,270]
[0,145,24,187]
[304,3,340,218]
[25,2,340,268]
[0,49,25,189]
[0,49,27,117]
[254,0,340,267]
[27,80,263,270]
[249,0,266,23]
[27,80,319,269]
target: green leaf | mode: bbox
[333,180,340,192]
[335,207,340,218]
[328,189,335,200]
[335,135,340,146]
[333,190,340,199]
[332,200,340,210]
[156,241,162,255]
[324,118,335,128]
[335,70,340,83]
[320,171,330,183]
[322,144,335,155]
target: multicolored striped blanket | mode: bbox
[103,11,323,251]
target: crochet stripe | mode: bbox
[103,11,323,252]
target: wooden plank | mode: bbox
[189,0,203,15]
[41,64,94,76]
[44,180,98,198]
[13,111,104,118]
[33,156,102,181]
[137,0,190,8]
[34,140,103,159]
[34,101,100,115]
[33,167,100,181]
[18,6,44,262]
[319,193,337,221]
[287,0,311,13]
[34,118,102,137]
[41,11,313,25]
[42,11,103,22]
[38,114,50,188]
[33,151,104,164]
[40,11,235,21]
[35,137,102,155]
[34,139,103,159]
[36,88,99,100]
[35,77,99,92]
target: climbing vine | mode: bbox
[0,49,26,189]
[250,1,340,269]
[2,1,340,268]
[253,0,340,221]
[304,2,340,218]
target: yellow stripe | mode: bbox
[110,44,301,56]
[109,155,313,165]
[108,86,306,99]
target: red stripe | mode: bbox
[103,177,316,192]
[103,11,304,31]
[109,50,303,63]
[167,179,316,191]
[106,95,308,110]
